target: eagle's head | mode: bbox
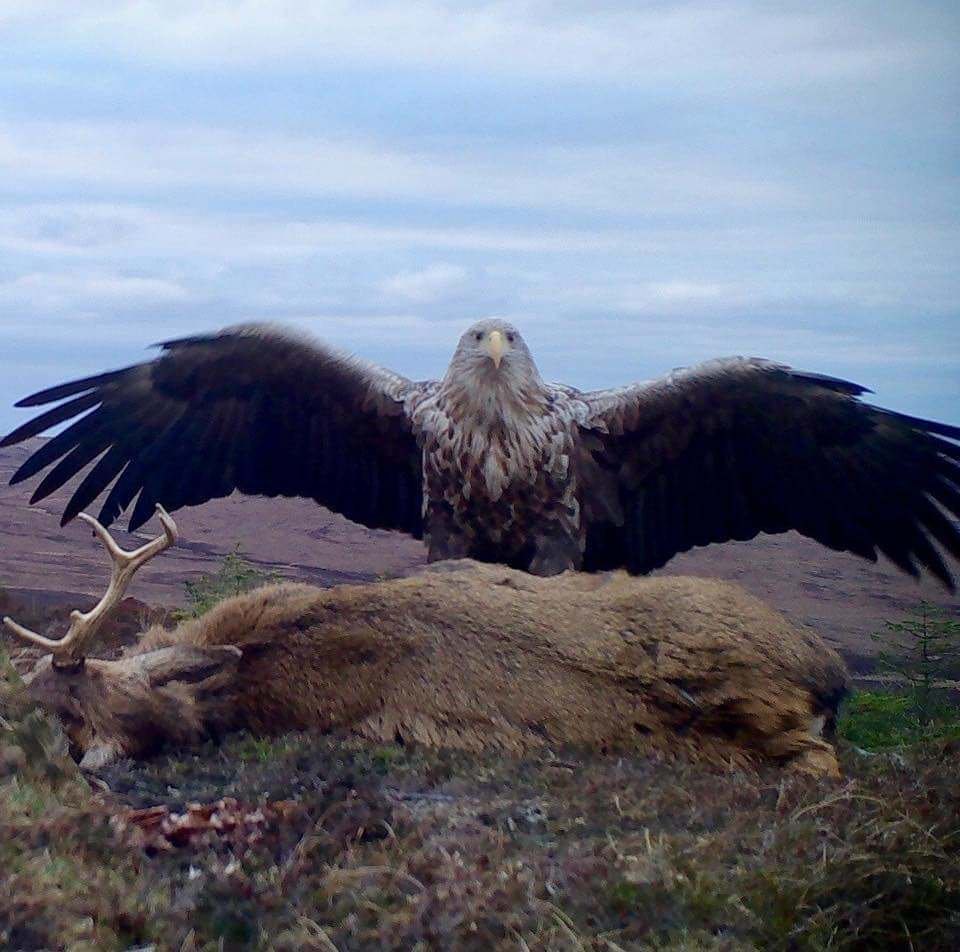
[446,318,542,387]
[443,319,547,424]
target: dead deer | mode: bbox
[4,508,849,776]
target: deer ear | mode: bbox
[142,644,243,689]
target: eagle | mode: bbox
[2,319,959,587]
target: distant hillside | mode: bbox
[1,439,956,670]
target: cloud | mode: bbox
[0,202,660,263]
[0,118,800,220]
[1,271,192,309]
[381,263,470,303]
[0,1,955,431]
[645,282,731,305]
[1,0,946,89]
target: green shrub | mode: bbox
[839,603,960,752]
[872,601,960,726]
[175,547,278,620]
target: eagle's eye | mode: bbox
[506,333,515,343]
[474,332,483,341]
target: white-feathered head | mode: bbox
[445,318,542,391]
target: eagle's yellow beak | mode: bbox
[485,330,506,368]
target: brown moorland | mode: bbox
[2,439,956,673]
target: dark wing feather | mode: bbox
[1,323,426,535]
[578,357,960,590]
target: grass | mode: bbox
[839,689,960,751]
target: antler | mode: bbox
[3,504,178,666]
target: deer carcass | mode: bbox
[5,507,849,775]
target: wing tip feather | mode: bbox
[790,369,872,396]
[9,467,32,487]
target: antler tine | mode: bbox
[77,503,178,569]
[2,616,66,653]
[2,504,178,665]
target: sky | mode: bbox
[0,0,957,434]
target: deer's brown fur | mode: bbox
[22,561,849,775]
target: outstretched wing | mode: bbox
[1,324,426,535]
[578,357,960,589]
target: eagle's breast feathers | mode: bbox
[408,379,589,563]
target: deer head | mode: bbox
[4,506,241,770]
